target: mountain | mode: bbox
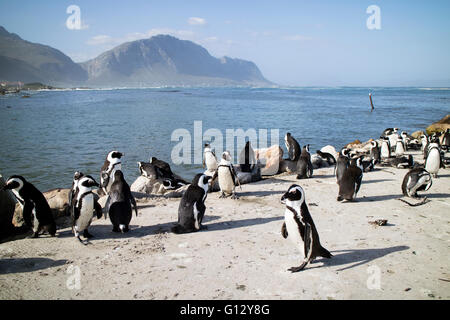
[0,26,271,87]
[0,26,87,85]
[79,35,271,87]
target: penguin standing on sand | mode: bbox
[296,145,313,179]
[369,141,381,164]
[203,143,218,172]
[336,148,350,183]
[440,129,450,151]
[380,137,391,159]
[285,133,301,161]
[337,157,363,202]
[107,170,138,233]
[212,151,240,199]
[281,184,332,272]
[1,176,56,238]
[71,175,103,244]
[172,173,211,234]
[100,150,123,194]
[402,168,432,198]
[425,143,442,178]
[395,136,405,157]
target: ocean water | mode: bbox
[0,87,449,191]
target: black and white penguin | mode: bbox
[280,184,332,272]
[337,157,363,202]
[296,145,313,179]
[69,171,84,210]
[401,168,432,198]
[425,143,441,178]
[239,141,257,173]
[138,158,187,190]
[316,150,336,166]
[1,176,56,237]
[395,136,405,157]
[171,173,211,234]
[335,148,350,183]
[106,170,138,233]
[285,132,301,161]
[70,175,102,244]
[203,143,218,172]
[369,141,381,164]
[100,150,123,194]
[381,128,396,138]
[380,137,391,159]
[212,151,239,199]
[380,154,414,169]
[440,129,450,151]
[361,158,376,172]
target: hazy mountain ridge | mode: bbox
[0,27,271,87]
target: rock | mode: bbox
[411,131,425,139]
[346,139,373,155]
[426,114,450,135]
[0,174,17,238]
[254,145,283,176]
[346,139,362,148]
[311,154,329,169]
[320,145,339,160]
[279,159,297,173]
[236,165,261,185]
[43,188,71,218]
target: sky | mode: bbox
[0,0,449,86]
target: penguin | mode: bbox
[381,128,396,138]
[1,175,56,238]
[107,170,138,233]
[337,157,363,202]
[71,175,102,244]
[420,134,428,152]
[440,128,450,151]
[361,158,376,172]
[395,136,405,157]
[401,131,411,148]
[171,173,211,234]
[388,133,399,151]
[212,151,240,199]
[316,150,336,166]
[68,171,84,211]
[280,184,332,272]
[100,150,123,194]
[380,137,391,159]
[285,132,301,161]
[335,148,350,183]
[296,145,313,179]
[369,141,381,164]
[401,168,432,198]
[380,154,414,169]
[203,143,218,172]
[138,158,187,190]
[239,141,256,173]
[425,143,441,178]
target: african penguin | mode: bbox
[172,173,211,234]
[285,132,301,161]
[239,141,256,173]
[70,175,102,244]
[395,137,405,157]
[369,141,381,164]
[203,143,218,172]
[425,143,441,178]
[316,150,336,166]
[100,150,123,195]
[440,129,450,150]
[280,184,332,272]
[380,155,414,169]
[106,170,138,233]
[212,151,239,199]
[402,168,432,198]
[380,137,391,159]
[1,176,56,238]
[296,145,313,179]
[335,148,350,183]
[337,157,363,202]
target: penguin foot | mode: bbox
[231,194,239,200]
[288,261,308,273]
[219,192,226,199]
[112,226,120,233]
[337,196,344,202]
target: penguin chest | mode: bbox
[218,167,234,193]
[284,208,305,255]
[395,142,404,156]
[381,143,390,158]
[76,194,94,231]
[205,154,218,171]
[425,150,440,173]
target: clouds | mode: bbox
[283,34,312,41]
[187,17,207,26]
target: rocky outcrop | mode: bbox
[254,145,283,176]
[426,114,450,135]
[411,131,425,139]
[130,175,189,198]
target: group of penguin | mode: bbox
[1,127,448,272]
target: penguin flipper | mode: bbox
[94,200,103,219]
[22,201,34,228]
[281,222,288,239]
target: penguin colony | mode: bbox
[2,127,449,272]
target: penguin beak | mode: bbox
[280,193,287,203]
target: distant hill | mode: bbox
[0,26,87,85]
[0,26,271,87]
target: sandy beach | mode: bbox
[0,150,449,300]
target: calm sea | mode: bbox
[1,87,449,191]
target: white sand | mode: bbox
[0,150,449,300]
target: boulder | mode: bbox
[426,114,450,135]
[320,145,338,160]
[130,175,189,198]
[254,145,283,176]
[279,159,297,173]
[411,130,425,139]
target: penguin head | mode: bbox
[2,175,26,191]
[340,148,350,158]
[162,179,176,190]
[222,151,232,162]
[192,173,212,189]
[281,184,305,204]
[73,171,84,181]
[204,143,211,152]
[107,150,123,164]
[305,144,310,152]
[286,132,291,138]
[113,170,125,181]
[79,175,99,189]
[370,141,378,148]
